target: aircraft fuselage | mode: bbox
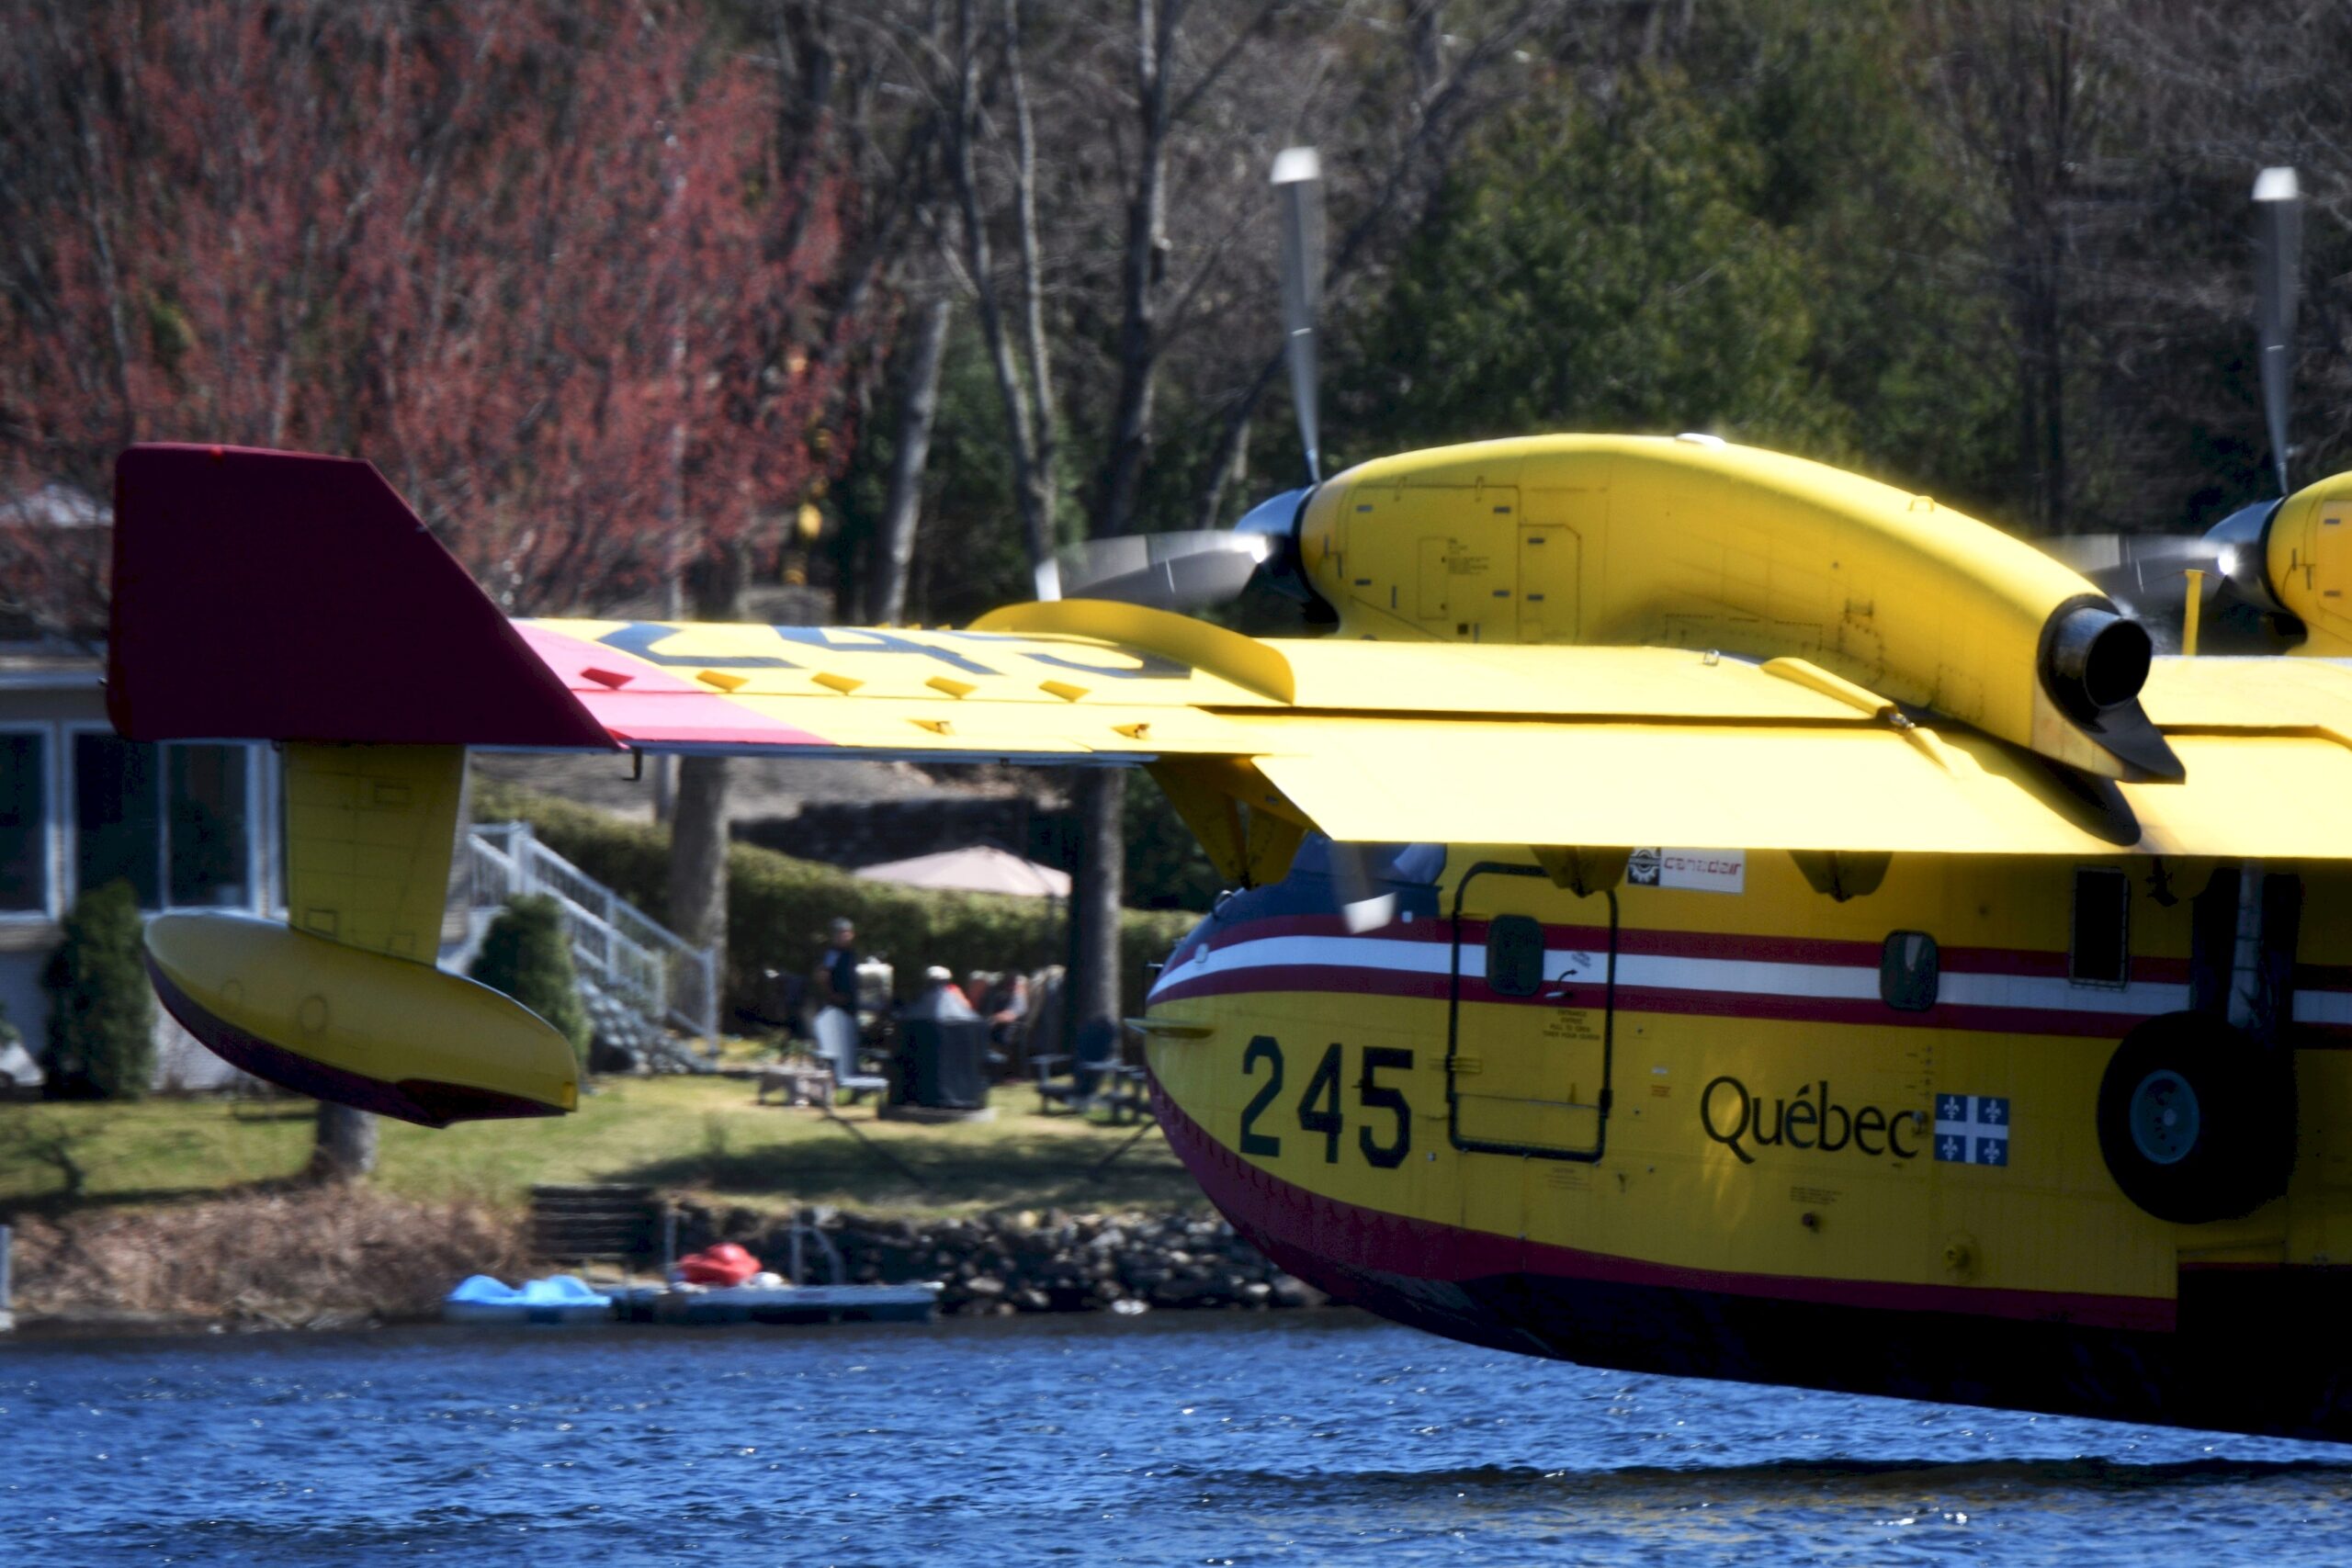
[1144,844,2352,1441]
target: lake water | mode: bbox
[4,1310,2347,1564]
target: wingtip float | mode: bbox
[145,910,577,1127]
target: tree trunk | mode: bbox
[310,1103,378,1182]
[948,0,1057,583]
[1069,769,1126,1056]
[1092,0,1175,540]
[669,754,732,962]
[875,297,954,626]
[668,545,748,974]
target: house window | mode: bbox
[166,744,250,907]
[0,730,45,912]
[2071,867,2132,987]
[1487,914,1545,998]
[74,733,160,905]
[72,733,251,910]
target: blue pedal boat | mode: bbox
[443,1273,614,1325]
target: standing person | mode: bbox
[815,917,861,1014]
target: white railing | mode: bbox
[469,821,719,1046]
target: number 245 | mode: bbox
[1238,1036,1413,1169]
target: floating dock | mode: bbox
[612,1281,942,1325]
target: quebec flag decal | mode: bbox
[1934,1094,2010,1167]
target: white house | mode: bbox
[0,645,281,1089]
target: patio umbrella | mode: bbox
[851,844,1071,898]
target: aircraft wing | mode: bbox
[101,444,2352,1127]
[107,445,2352,863]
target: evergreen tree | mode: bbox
[468,894,592,1065]
[40,880,155,1100]
[1339,71,1846,461]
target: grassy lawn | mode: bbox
[0,1077,1205,1220]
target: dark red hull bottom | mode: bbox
[1154,1078,2352,1444]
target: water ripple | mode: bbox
[2,1313,2346,1564]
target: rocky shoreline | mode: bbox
[665,1203,1328,1317]
[4,1190,1328,1335]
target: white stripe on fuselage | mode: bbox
[2295,990,2352,1027]
[1148,928,2206,1019]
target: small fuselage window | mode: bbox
[1487,914,1545,998]
[1881,931,1939,1011]
[2071,866,2132,987]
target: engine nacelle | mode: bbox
[1295,434,2176,780]
[2262,471,2352,656]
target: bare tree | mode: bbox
[1184,2,1545,529]
[1932,0,2123,535]
[939,0,1062,591]
[874,296,955,623]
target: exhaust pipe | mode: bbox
[2042,601,2153,721]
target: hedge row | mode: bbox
[472,781,1200,1025]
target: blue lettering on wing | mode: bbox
[599,622,802,669]
[1023,649,1191,680]
[597,622,1013,676]
[934,630,1191,681]
[769,626,1003,676]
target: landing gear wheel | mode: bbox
[2096,1012,2294,1224]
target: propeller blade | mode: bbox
[2254,166,2302,494]
[1272,146,1324,486]
[1057,530,1271,612]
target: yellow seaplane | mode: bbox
[109,159,2352,1441]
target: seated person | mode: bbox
[973,970,1030,1046]
[915,964,979,1021]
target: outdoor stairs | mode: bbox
[529,1183,657,1267]
[468,821,720,1063]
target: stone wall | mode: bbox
[665,1203,1327,1316]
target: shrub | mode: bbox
[467,893,592,1064]
[40,879,156,1100]
[473,781,1200,1021]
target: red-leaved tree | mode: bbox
[0,0,854,630]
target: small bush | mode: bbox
[467,893,592,1064]
[40,880,156,1100]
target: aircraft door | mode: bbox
[1447,862,1616,1162]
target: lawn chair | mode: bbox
[811,1005,890,1106]
[1035,1017,1144,1122]
[1009,964,1065,1079]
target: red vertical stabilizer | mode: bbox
[107,444,614,749]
